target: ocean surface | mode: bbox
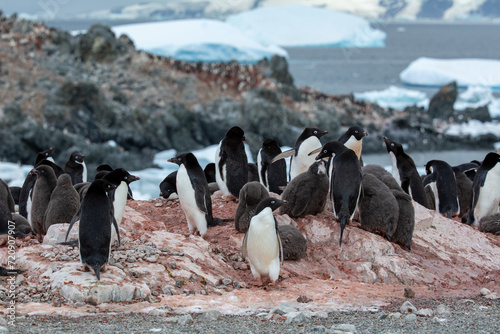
[285,22,500,96]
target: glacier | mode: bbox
[226,5,386,47]
[400,57,500,88]
[111,19,288,63]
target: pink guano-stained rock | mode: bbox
[1,197,499,317]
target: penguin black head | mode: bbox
[339,126,367,142]
[383,136,403,155]
[308,160,328,175]
[103,168,140,186]
[481,152,500,169]
[314,141,348,160]
[91,179,117,193]
[226,126,246,141]
[96,164,113,172]
[168,152,198,166]
[69,151,85,163]
[35,146,56,166]
[262,138,282,154]
[255,197,287,215]
[302,127,328,140]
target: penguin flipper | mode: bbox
[65,206,82,241]
[275,218,283,264]
[218,150,228,181]
[194,183,209,215]
[270,149,295,164]
[112,216,121,246]
[422,173,436,187]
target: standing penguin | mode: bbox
[0,178,15,213]
[215,126,248,198]
[257,139,287,194]
[103,168,140,244]
[159,171,178,200]
[315,141,362,246]
[30,165,58,235]
[34,146,56,165]
[466,152,500,226]
[168,153,220,236]
[242,197,285,285]
[272,127,328,181]
[43,174,80,232]
[383,137,429,208]
[66,179,119,280]
[279,160,329,218]
[63,151,87,185]
[423,160,460,219]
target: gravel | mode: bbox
[4,297,500,333]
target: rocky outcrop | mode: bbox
[427,81,458,120]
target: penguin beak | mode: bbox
[129,175,140,182]
[167,158,176,164]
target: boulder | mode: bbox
[278,225,307,260]
[427,81,457,119]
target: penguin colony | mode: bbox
[1,127,499,283]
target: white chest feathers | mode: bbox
[243,208,281,282]
[215,142,230,196]
[176,164,208,235]
[290,137,321,180]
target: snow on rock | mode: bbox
[354,85,428,110]
[111,19,288,63]
[226,5,386,47]
[445,120,500,137]
[400,57,500,88]
[1,197,500,316]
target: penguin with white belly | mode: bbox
[423,160,459,219]
[242,197,285,286]
[169,153,221,236]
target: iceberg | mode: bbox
[354,86,428,110]
[445,120,500,138]
[111,19,288,63]
[226,5,386,47]
[400,57,500,88]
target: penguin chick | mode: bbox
[0,178,15,212]
[235,181,270,233]
[215,126,248,198]
[315,141,362,247]
[242,198,286,285]
[159,171,178,200]
[423,160,459,219]
[169,153,220,236]
[43,174,80,232]
[277,224,307,260]
[257,139,287,194]
[30,165,58,235]
[272,127,328,181]
[383,136,429,208]
[279,160,329,218]
[479,213,500,235]
[63,151,87,185]
[66,179,119,281]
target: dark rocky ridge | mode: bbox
[0,14,497,175]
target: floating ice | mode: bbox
[454,86,500,117]
[400,57,500,88]
[445,120,500,138]
[226,5,386,47]
[354,86,428,110]
[111,19,288,63]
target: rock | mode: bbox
[330,324,357,333]
[0,326,8,333]
[377,312,388,320]
[77,24,129,62]
[404,287,415,298]
[388,312,402,319]
[404,313,417,321]
[427,81,458,119]
[484,292,500,300]
[202,310,221,321]
[436,304,451,315]
[43,223,79,245]
[400,301,417,313]
[257,55,294,86]
[479,214,500,235]
[456,105,491,123]
[310,325,327,333]
[297,295,312,303]
[480,288,492,296]
[416,309,433,317]
[278,225,307,260]
[432,317,448,324]
[221,278,232,286]
[178,314,193,326]
[285,311,310,324]
[269,303,297,316]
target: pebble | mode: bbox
[202,310,221,321]
[330,324,357,332]
[377,312,388,320]
[416,308,433,317]
[175,279,183,288]
[404,287,415,298]
[59,255,72,261]
[436,304,451,315]
[400,300,417,313]
[178,314,193,326]
[310,325,327,333]
[297,295,313,303]
[0,326,8,333]
[479,288,491,296]
[221,278,232,286]
[404,314,417,321]
[114,263,124,270]
[388,312,402,319]
[432,317,448,324]
[145,255,159,263]
[127,256,137,263]
[284,311,310,324]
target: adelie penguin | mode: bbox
[215,126,248,198]
[383,136,429,208]
[423,160,459,219]
[279,160,329,218]
[466,152,500,226]
[30,165,58,235]
[256,139,287,194]
[159,171,178,200]
[63,151,87,185]
[338,126,367,162]
[242,197,285,286]
[65,179,119,281]
[169,153,222,236]
[235,181,270,233]
[315,141,362,247]
[272,127,328,181]
[43,174,80,233]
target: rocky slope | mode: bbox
[0,13,497,174]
